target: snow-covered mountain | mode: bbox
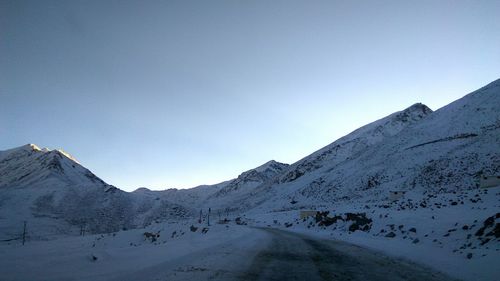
[209,160,288,198]
[256,78,499,212]
[278,103,433,184]
[130,160,289,214]
[1,79,499,244]
[0,145,192,239]
[0,143,287,238]
[0,144,106,188]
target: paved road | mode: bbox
[239,228,459,281]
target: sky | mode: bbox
[1,0,499,191]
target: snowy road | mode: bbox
[125,227,460,281]
[240,228,459,281]
[0,226,461,281]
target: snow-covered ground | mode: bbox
[0,221,267,281]
[246,186,500,281]
[0,219,467,281]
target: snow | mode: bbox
[55,149,81,164]
[0,221,265,281]
[245,185,500,281]
[1,78,499,280]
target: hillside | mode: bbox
[253,78,499,211]
[0,144,192,239]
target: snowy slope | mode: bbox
[130,160,289,215]
[278,103,433,183]
[0,143,288,240]
[248,79,499,212]
[207,160,288,199]
[0,145,194,239]
[0,144,106,188]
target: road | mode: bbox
[153,227,460,281]
[0,225,466,281]
[239,228,458,281]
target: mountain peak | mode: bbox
[254,160,288,173]
[236,160,289,183]
[12,144,81,164]
[54,149,80,164]
[133,187,152,193]
[0,143,43,161]
[11,143,43,153]
[390,103,433,124]
[0,144,102,188]
[26,143,41,151]
[405,102,432,113]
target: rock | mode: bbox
[235,217,247,225]
[485,223,500,238]
[412,238,420,244]
[475,215,496,236]
[480,238,491,245]
[316,211,343,227]
[409,227,417,233]
[143,232,160,242]
[385,232,396,238]
[346,213,373,232]
[466,253,473,259]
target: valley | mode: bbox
[1,79,499,281]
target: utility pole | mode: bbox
[22,221,27,246]
[208,208,211,226]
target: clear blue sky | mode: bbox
[1,0,499,191]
